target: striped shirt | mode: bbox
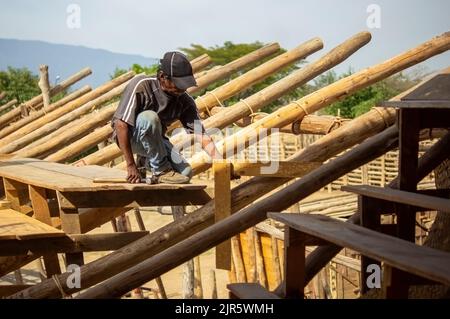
[112,75,204,141]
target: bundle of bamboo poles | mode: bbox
[10,32,449,299]
[43,39,323,164]
[75,32,368,167]
[0,67,92,130]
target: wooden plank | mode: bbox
[269,213,450,286]
[0,208,64,240]
[0,231,149,256]
[3,178,31,214]
[58,189,211,209]
[0,158,207,192]
[214,162,232,270]
[284,227,306,298]
[233,161,321,177]
[228,283,281,299]
[342,185,450,213]
[28,185,62,277]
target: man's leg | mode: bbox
[163,138,193,178]
[130,111,172,174]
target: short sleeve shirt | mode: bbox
[112,75,205,140]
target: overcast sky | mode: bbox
[0,0,449,75]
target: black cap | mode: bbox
[160,51,197,90]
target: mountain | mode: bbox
[0,38,158,88]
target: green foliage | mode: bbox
[110,63,158,79]
[321,69,421,118]
[0,67,40,103]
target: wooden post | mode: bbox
[28,185,61,277]
[214,162,232,270]
[38,65,51,112]
[172,206,195,299]
[284,227,306,298]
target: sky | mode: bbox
[0,0,449,75]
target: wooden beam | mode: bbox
[57,189,211,209]
[342,185,450,213]
[0,231,149,256]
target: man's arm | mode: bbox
[115,119,141,183]
[196,133,221,160]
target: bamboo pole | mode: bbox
[190,54,212,73]
[14,101,118,158]
[0,67,92,129]
[231,236,247,283]
[194,256,203,299]
[38,65,51,111]
[253,228,268,288]
[11,41,450,299]
[209,269,218,299]
[0,72,134,154]
[0,99,18,113]
[45,124,112,163]
[188,43,280,94]
[190,31,450,175]
[0,86,91,140]
[194,38,322,115]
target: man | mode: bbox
[112,51,217,184]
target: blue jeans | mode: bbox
[129,111,192,177]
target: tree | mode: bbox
[0,67,41,103]
[322,69,422,118]
[110,63,158,79]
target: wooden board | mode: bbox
[342,185,450,213]
[0,158,206,192]
[227,283,281,299]
[268,213,450,286]
[0,208,64,240]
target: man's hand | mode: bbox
[127,163,141,183]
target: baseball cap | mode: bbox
[160,51,197,90]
